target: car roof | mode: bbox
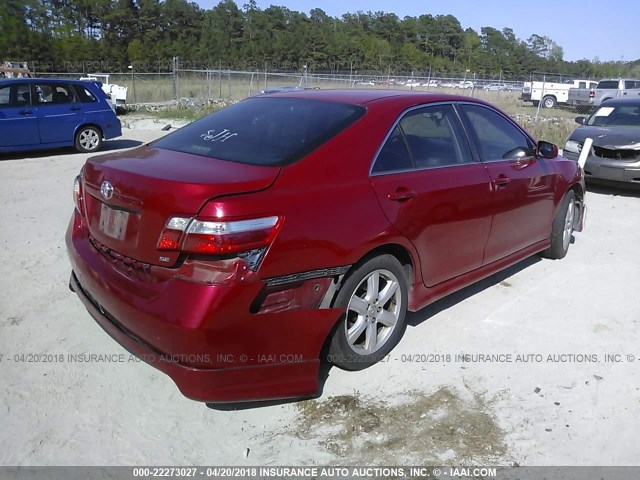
[600,97,640,106]
[253,88,491,109]
[0,77,95,85]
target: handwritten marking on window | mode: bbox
[200,129,238,143]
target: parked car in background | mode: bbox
[504,83,523,92]
[522,79,598,108]
[67,90,585,403]
[456,81,474,89]
[567,78,640,109]
[423,80,440,88]
[564,97,640,186]
[484,83,508,91]
[0,78,121,154]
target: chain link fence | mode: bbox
[35,68,592,147]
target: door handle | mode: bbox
[19,110,33,115]
[70,106,81,111]
[492,175,511,187]
[388,187,416,202]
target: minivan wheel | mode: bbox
[541,190,576,260]
[328,255,408,370]
[75,126,103,153]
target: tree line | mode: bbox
[1,0,638,79]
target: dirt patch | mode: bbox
[294,387,507,465]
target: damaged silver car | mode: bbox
[564,98,640,186]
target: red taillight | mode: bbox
[73,175,85,216]
[157,217,191,250]
[589,89,595,98]
[157,216,281,255]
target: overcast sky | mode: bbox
[194,0,639,62]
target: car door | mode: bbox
[370,103,494,287]
[0,81,40,149]
[457,103,557,264]
[34,82,83,145]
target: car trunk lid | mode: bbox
[82,145,280,266]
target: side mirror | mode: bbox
[537,141,558,159]
[575,116,587,125]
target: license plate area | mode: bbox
[598,166,625,181]
[99,203,130,240]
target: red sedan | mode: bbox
[66,90,586,403]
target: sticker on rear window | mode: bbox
[200,129,238,143]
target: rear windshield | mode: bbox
[597,80,619,89]
[152,97,365,166]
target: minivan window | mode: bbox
[73,85,97,103]
[0,83,31,107]
[35,83,76,104]
[153,97,365,167]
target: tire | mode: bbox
[75,126,103,153]
[328,255,408,370]
[541,191,576,260]
[542,96,557,109]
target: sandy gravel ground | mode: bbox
[1,117,639,466]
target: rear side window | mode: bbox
[153,97,365,167]
[372,104,472,174]
[73,85,98,103]
[459,104,534,161]
[35,83,76,105]
[372,127,413,173]
[399,105,472,169]
[0,83,31,107]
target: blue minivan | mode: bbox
[0,78,122,154]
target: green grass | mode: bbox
[128,76,579,148]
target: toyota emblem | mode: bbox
[100,180,114,200]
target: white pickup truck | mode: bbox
[521,79,598,108]
[567,78,640,109]
[79,74,128,110]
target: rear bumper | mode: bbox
[103,117,122,140]
[566,97,593,107]
[66,212,342,403]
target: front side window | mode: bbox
[0,83,31,107]
[459,104,534,161]
[35,83,76,105]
